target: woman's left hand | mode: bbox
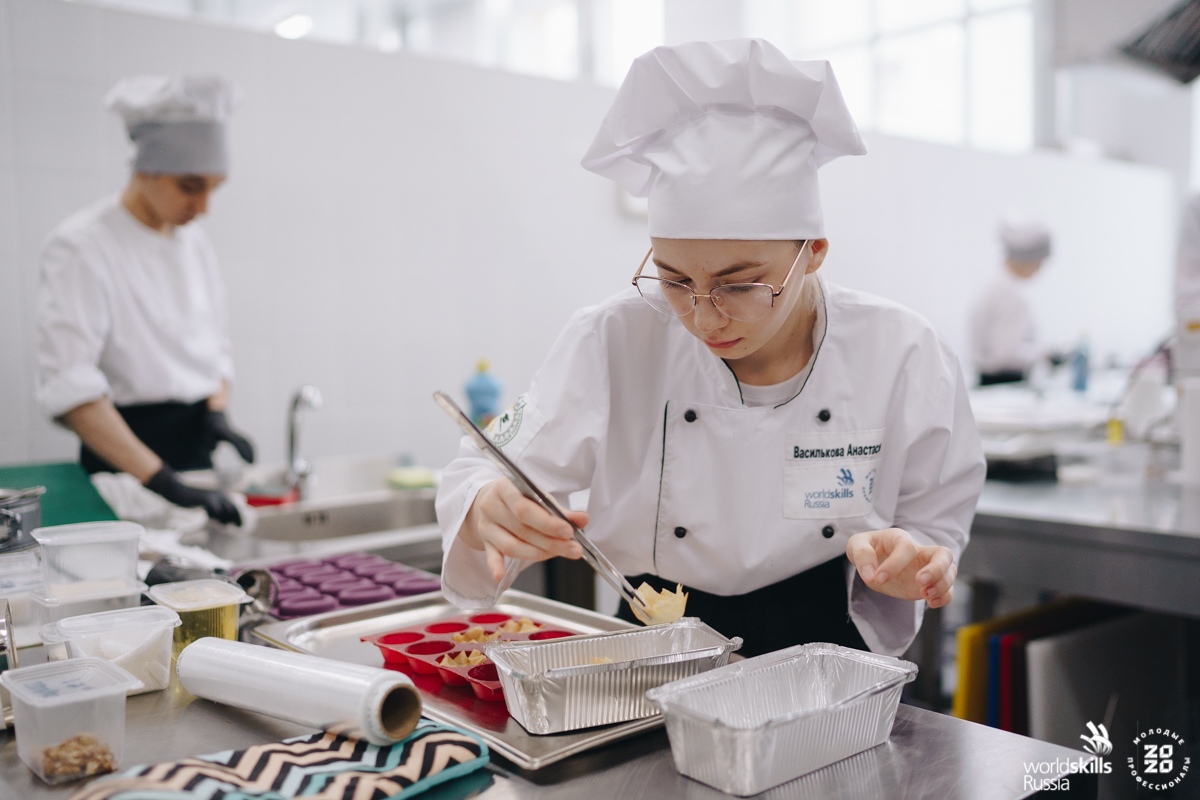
[845,528,957,609]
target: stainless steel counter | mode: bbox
[965,477,1200,618]
[0,666,1094,800]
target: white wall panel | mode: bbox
[96,5,205,85]
[12,77,107,173]
[821,134,1173,368]
[0,345,32,435]
[9,0,101,80]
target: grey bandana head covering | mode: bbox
[106,75,238,175]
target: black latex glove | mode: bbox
[204,410,256,463]
[146,465,242,526]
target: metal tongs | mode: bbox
[433,391,650,614]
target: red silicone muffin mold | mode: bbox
[360,612,578,702]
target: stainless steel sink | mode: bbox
[197,454,444,571]
[252,489,436,541]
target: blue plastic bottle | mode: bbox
[1071,338,1090,393]
[466,360,502,428]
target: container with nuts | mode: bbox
[0,657,141,783]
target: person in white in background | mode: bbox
[1173,194,1200,381]
[969,217,1053,386]
[435,40,985,658]
[36,75,253,525]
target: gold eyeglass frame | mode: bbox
[630,240,809,321]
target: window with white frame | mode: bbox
[745,0,1034,152]
[77,0,1031,152]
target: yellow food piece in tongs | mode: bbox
[631,582,688,625]
[452,626,501,643]
[497,617,542,633]
[439,650,488,667]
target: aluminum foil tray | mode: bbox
[488,618,741,734]
[254,589,657,770]
[645,642,916,796]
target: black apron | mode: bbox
[978,369,1025,386]
[81,400,213,475]
[617,555,869,658]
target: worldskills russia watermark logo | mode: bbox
[1022,721,1192,793]
[1127,725,1191,792]
[1022,722,1113,792]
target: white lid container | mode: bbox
[39,606,181,694]
[148,580,252,659]
[147,579,251,612]
[32,522,143,599]
[0,657,142,784]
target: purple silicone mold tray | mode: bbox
[268,553,441,619]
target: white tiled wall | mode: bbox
[0,0,1178,473]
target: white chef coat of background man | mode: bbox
[436,39,986,657]
[36,75,252,525]
[969,217,1052,386]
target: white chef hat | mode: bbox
[581,39,866,240]
[105,75,238,175]
[999,216,1052,262]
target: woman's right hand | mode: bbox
[458,478,586,582]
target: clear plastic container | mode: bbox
[0,548,44,647]
[32,522,143,599]
[39,606,181,694]
[29,583,147,629]
[147,579,251,661]
[0,657,142,784]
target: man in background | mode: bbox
[969,217,1053,386]
[36,75,253,525]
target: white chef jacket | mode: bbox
[36,195,233,418]
[437,276,985,657]
[969,271,1036,377]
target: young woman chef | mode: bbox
[436,39,986,658]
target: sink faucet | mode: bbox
[287,385,323,498]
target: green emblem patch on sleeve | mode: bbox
[486,396,527,448]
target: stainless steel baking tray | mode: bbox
[489,618,740,734]
[253,589,658,769]
[645,642,916,796]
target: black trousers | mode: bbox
[618,555,869,657]
[81,400,213,475]
[979,369,1026,386]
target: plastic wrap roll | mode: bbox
[176,638,421,745]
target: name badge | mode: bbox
[785,429,884,462]
[782,429,883,520]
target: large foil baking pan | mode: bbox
[488,617,741,735]
[645,642,916,796]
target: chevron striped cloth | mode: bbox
[69,721,489,800]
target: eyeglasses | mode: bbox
[631,241,808,323]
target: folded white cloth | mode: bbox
[138,528,232,572]
[90,473,254,573]
[92,472,208,535]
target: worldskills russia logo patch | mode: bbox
[1022,721,1113,792]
